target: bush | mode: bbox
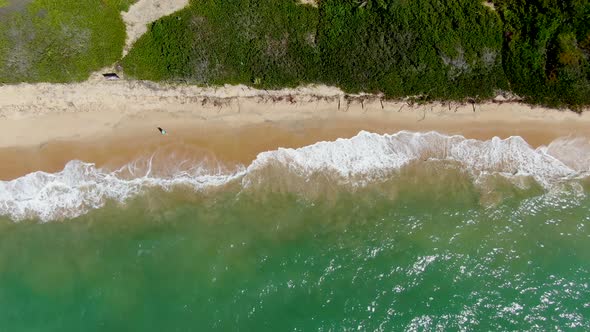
[123,0,321,87]
[7,0,587,108]
[317,0,508,100]
[123,0,507,102]
[496,0,590,107]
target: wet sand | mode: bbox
[1,88,589,180]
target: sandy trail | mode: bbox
[298,0,318,7]
[121,0,190,56]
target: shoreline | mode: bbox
[1,81,589,180]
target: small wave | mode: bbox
[0,160,245,221]
[246,131,586,185]
[1,131,588,221]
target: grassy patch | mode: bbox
[0,0,9,9]
[0,0,135,83]
[123,0,320,87]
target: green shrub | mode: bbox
[496,0,590,107]
[4,0,589,108]
[123,0,320,87]
[317,0,508,99]
[123,0,507,101]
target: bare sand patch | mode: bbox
[298,0,317,7]
[482,1,496,11]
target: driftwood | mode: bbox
[345,96,351,112]
[418,108,427,122]
[286,94,296,104]
[467,98,476,112]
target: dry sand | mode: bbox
[0,80,589,180]
[298,0,318,7]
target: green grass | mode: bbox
[0,0,9,9]
[0,0,135,83]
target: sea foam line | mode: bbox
[0,131,588,221]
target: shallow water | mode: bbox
[1,131,589,330]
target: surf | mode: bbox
[1,131,589,221]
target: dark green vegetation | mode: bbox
[0,0,134,83]
[123,0,590,107]
[122,0,507,99]
[497,0,590,107]
[123,0,320,86]
[317,0,508,100]
[1,0,589,107]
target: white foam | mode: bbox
[1,131,588,221]
[543,137,590,173]
[0,160,245,221]
[245,131,584,186]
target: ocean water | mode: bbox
[1,131,590,331]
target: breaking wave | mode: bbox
[1,131,589,221]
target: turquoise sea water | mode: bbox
[1,131,589,330]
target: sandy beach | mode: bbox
[2,0,588,181]
[0,80,589,180]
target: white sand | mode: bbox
[482,1,496,10]
[0,80,588,149]
[298,0,318,7]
